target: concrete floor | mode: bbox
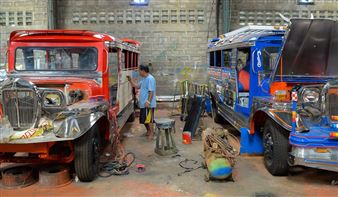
[1,108,338,197]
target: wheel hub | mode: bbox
[264,132,274,165]
[92,138,100,165]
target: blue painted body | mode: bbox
[204,96,212,114]
[208,30,285,154]
[240,128,264,154]
[208,27,338,158]
[290,125,338,148]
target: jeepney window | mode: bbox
[223,50,231,67]
[15,47,98,71]
[123,51,128,69]
[129,52,133,69]
[209,51,215,67]
[237,48,251,92]
[108,51,118,105]
[215,50,222,67]
[121,51,125,69]
[237,48,250,71]
[262,47,280,71]
[134,53,138,68]
[258,47,280,85]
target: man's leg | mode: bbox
[144,124,151,136]
[147,108,155,139]
[147,123,154,139]
[140,108,149,136]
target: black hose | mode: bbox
[99,152,136,178]
[177,159,203,176]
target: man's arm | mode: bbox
[127,76,140,89]
[145,77,155,108]
[145,91,153,108]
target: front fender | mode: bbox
[250,108,306,134]
[54,112,106,139]
[2,101,109,144]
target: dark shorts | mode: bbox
[139,108,155,124]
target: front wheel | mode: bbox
[263,119,289,176]
[74,125,101,182]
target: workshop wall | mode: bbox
[1,0,338,95]
[230,0,338,29]
[0,0,49,67]
[55,0,217,95]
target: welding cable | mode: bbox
[177,159,203,176]
[99,152,135,177]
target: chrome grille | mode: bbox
[2,89,38,129]
[328,87,338,121]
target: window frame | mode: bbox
[14,46,98,71]
[209,51,215,67]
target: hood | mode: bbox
[276,19,338,78]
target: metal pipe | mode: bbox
[223,0,230,33]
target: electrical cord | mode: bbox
[177,159,203,176]
[99,152,135,177]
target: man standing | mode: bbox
[128,65,156,140]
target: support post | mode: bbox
[223,0,230,34]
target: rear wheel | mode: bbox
[74,125,101,182]
[263,119,289,176]
[211,98,224,124]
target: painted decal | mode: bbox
[257,50,262,68]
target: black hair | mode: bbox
[139,64,149,73]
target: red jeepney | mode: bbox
[0,30,140,182]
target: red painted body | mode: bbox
[0,30,140,163]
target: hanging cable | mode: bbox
[99,152,135,177]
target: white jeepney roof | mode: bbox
[209,25,286,50]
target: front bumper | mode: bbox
[289,127,338,172]
[0,101,108,145]
[290,146,338,172]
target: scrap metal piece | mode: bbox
[39,165,72,187]
[202,128,239,181]
[1,165,38,189]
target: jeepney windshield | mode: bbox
[15,47,98,71]
[275,19,338,78]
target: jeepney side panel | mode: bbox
[117,50,132,114]
[224,48,238,110]
[249,39,293,134]
[208,49,237,109]
[208,50,223,103]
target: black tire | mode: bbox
[211,101,224,124]
[127,111,136,122]
[74,125,101,182]
[263,119,290,176]
[209,93,225,124]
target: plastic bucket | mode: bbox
[182,131,192,144]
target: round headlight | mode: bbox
[42,90,65,108]
[302,89,320,103]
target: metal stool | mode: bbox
[154,118,178,156]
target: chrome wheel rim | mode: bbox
[264,131,274,166]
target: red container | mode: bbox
[182,131,192,144]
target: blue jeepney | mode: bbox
[208,19,338,176]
